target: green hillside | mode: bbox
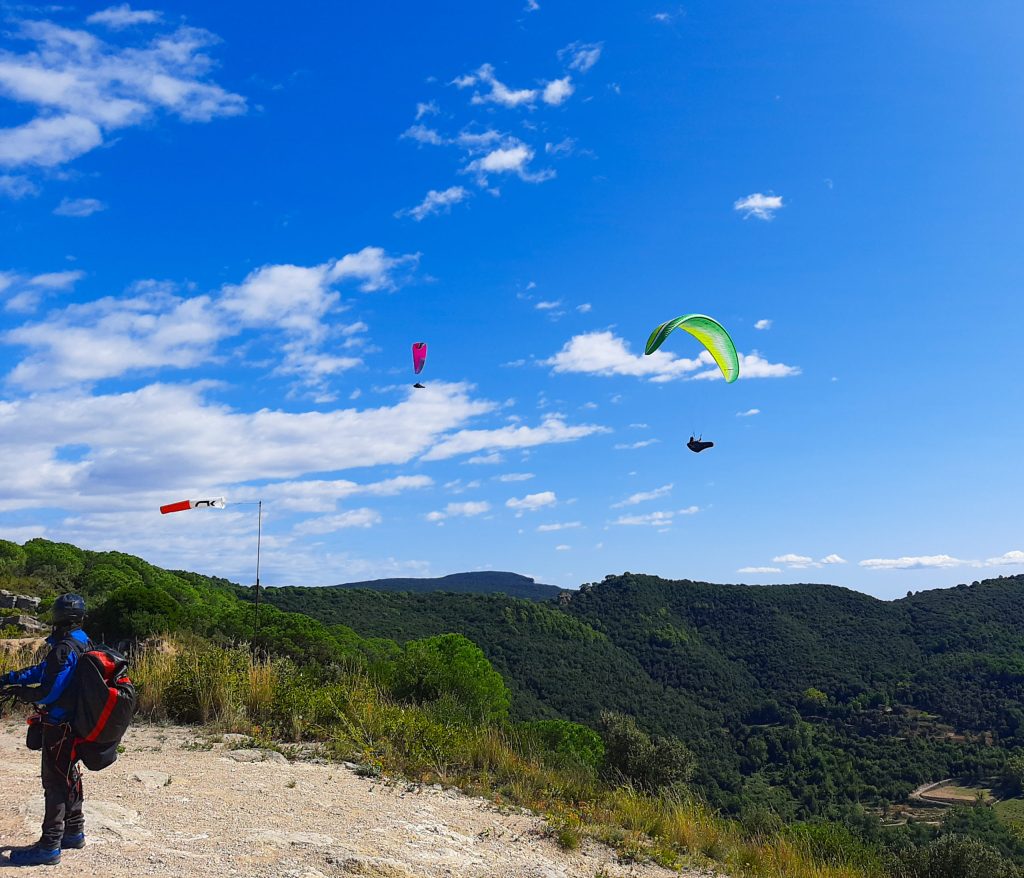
[325,571,563,601]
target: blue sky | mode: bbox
[1,1,1021,598]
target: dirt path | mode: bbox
[0,721,714,877]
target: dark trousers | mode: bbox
[39,723,83,848]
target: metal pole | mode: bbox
[254,499,262,645]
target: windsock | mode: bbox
[160,497,227,514]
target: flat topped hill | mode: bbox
[326,571,563,601]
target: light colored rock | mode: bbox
[337,856,419,877]
[132,770,171,789]
[248,829,334,848]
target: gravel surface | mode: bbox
[0,721,716,877]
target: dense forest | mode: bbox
[325,570,563,601]
[5,538,1024,875]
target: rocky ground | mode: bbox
[0,721,717,877]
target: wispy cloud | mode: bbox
[613,507,698,527]
[537,521,581,532]
[738,566,782,574]
[496,472,534,482]
[772,553,848,570]
[754,319,772,330]
[0,175,38,199]
[542,76,574,106]
[612,484,673,507]
[294,508,381,534]
[558,41,603,73]
[734,193,784,221]
[736,408,760,417]
[859,554,969,571]
[459,63,538,108]
[614,439,659,450]
[0,15,245,174]
[86,5,162,29]
[423,415,607,462]
[395,185,469,221]
[53,197,106,217]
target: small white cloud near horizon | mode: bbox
[613,506,698,527]
[859,554,970,571]
[754,319,772,330]
[736,408,760,417]
[734,193,784,221]
[537,521,580,532]
[54,198,106,218]
[738,566,782,574]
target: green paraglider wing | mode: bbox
[644,314,740,383]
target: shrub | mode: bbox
[599,711,694,792]
[390,633,510,723]
[519,719,605,772]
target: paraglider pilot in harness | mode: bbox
[1,593,92,866]
[687,435,714,453]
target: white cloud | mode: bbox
[859,550,1024,570]
[463,63,537,108]
[535,300,562,311]
[294,507,382,535]
[86,5,162,29]
[466,452,504,465]
[738,566,782,574]
[558,42,603,73]
[401,124,445,146]
[859,555,969,571]
[612,484,673,507]
[542,76,574,106]
[506,491,556,514]
[754,319,772,330]
[734,193,784,221]
[614,439,659,450]
[613,506,698,527]
[694,353,800,381]
[821,554,847,565]
[464,141,554,185]
[396,185,469,221]
[423,415,607,461]
[234,475,433,514]
[525,0,540,10]
[53,197,106,217]
[496,472,534,482]
[0,17,245,171]
[0,174,38,198]
[414,100,438,120]
[425,501,490,522]
[537,521,581,532]
[736,408,760,417]
[986,551,1024,566]
[5,249,418,390]
[29,270,85,290]
[773,553,816,568]
[555,544,570,551]
[577,303,591,313]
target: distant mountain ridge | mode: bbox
[328,571,564,601]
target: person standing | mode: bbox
[1,593,92,866]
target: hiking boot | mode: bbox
[61,832,86,849]
[9,845,61,866]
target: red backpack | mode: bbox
[70,647,137,770]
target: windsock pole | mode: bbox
[253,499,262,646]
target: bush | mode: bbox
[390,633,511,723]
[892,834,1020,878]
[599,711,694,792]
[0,540,26,575]
[519,719,605,772]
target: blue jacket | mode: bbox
[4,628,91,723]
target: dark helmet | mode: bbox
[52,593,86,626]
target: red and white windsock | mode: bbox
[159,497,227,515]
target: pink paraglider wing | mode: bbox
[412,342,427,375]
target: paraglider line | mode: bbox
[253,499,262,647]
